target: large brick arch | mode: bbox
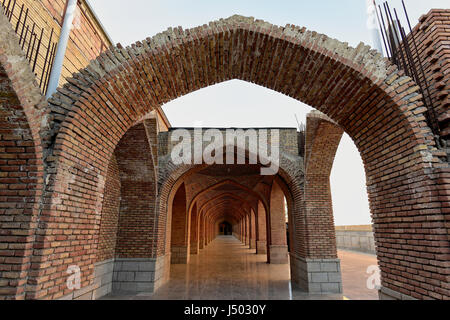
[0,13,49,300]
[30,15,447,299]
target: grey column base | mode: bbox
[378,286,417,300]
[171,245,190,264]
[58,255,171,300]
[290,253,343,294]
[256,241,267,254]
[268,245,288,264]
[112,255,169,294]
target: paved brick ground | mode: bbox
[338,250,379,300]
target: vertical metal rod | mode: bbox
[385,2,409,75]
[15,3,23,33]
[5,0,11,19]
[402,0,439,134]
[379,4,395,62]
[29,27,38,64]
[40,28,54,88]
[21,24,28,50]
[26,23,35,59]
[375,1,390,58]
[8,0,15,20]
[19,8,28,46]
[32,28,44,72]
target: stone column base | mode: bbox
[171,245,190,264]
[250,239,256,249]
[112,256,169,294]
[290,253,342,294]
[256,241,267,254]
[268,245,288,264]
[59,255,171,300]
[378,286,417,300]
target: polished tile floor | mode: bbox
[103,236,379,300]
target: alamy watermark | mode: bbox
[170,128,280,175]
[366,264,381,290]
[66,265,81,290]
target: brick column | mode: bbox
[199,214,204,250]
[256,201,267,254]
[190,204,199,254]
[170,184,190,264]
[268,181,288,264]
[249,209,257,249]
[290,113,343,294]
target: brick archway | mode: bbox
[23,15,447,299]
[0,13,49,300]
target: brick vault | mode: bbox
[0,12,449,300]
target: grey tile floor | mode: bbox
[102,236,345,300]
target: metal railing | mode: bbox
[1,0,57,95]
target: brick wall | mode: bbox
[114,124,157,258]
[96,154,120,262]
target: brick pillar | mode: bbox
[190,203,199,254]
[290,113,343,294]
[268,181,288,264]
[199,214,204,250]
[249,209,257,249]
[112,123,162,294]
[256,201,267,254]
[244,214,250,247]
[170,184,190,264]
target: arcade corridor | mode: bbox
[102,236,378,300]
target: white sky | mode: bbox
[89,0,448,226]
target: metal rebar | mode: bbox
[5,0,11,20]
[15,3,23,33]
[21,24,28,51]
[8,0,15,20]
[374,0,390,58]
[401,0,439,134]
[40,28,54,88]
[379,4,395,63]
[26,23,35,60]
[32,28,44,73]
[385,2,409,75]
[19,8,28,46]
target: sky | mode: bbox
[89,0,448,226]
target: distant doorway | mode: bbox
[219,222,232,235]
